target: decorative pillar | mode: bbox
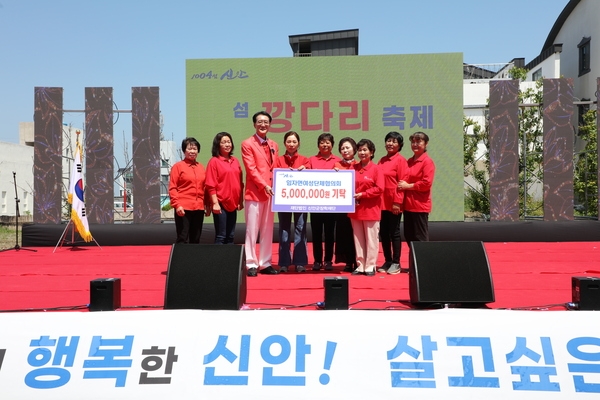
[132,87,161,224]
[85,87,114,224]
[543,78,574,221]
[33,87,63,224]
[488,80,520,221]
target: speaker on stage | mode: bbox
[572,276,600,310]
[164,244,246,310]
[324,277,349,310]
[90,278,121,311]
[409,241,495,306]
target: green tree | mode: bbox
[574,109,598,217]
[513,68,544,217]
[463,116,490,217]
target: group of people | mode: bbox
[168,110,435,277]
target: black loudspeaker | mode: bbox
[164,244,246,310]
[572,276,600,310]
[409,241,495,306]
[324,277,349,310]
[90,278,121,311]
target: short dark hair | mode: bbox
[338,137,357,153]
[384,131,404,151]
[317,133,335,147]
[356,138,376,159]
[181,137,200,153]
[283,130,300,144]
[252,110,272,123]
[211,132,234,157]
[409,131,430,144]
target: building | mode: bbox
[289,29,358,57]
[1,123,81,218]
[465,0,598,129]
[526,0,599,120]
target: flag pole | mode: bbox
[54,130,101,252]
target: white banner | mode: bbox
[0,309,599,399]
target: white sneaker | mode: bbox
[387,263,401,275]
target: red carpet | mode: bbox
[1,242,599,312]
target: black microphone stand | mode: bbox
[0,172,37,252]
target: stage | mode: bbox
[1,241,599,311]
[1,220,598,310]
[2,238,600,398]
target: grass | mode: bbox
[0,225,18,250]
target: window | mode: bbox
[577,100,590,131]
[531,68,542,81]
[297,40,311,57]
[578,37,591,76]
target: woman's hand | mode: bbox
[397,180,413,190]
[176,206,185,216]
[212,203,222,215]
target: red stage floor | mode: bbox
[1,242,600,312]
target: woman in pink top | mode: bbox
[205,132,244,244]
[273,131,311,273]
[349,139,384,276]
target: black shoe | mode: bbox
[324,261,333,271]
[342,264,353,272]
[365,270,376,276]
[260,266,279,275]
[247,267,258,277]
[312,262,322,271]
[351,270,364,276]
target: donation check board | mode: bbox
[272,169,355,213]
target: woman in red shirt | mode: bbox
[334,137,358,272]
[377,131,408,275]
[398,131,436,258]
[168,137,208,243]
[205,132,244,244]
[349,139,384,276]
[308,133,341,271]
[274,131,311,272]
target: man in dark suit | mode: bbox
[241,111,280,276]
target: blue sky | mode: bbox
[0,0,568,149]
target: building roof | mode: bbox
[541,0,580,51]
[288,29,358,43]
